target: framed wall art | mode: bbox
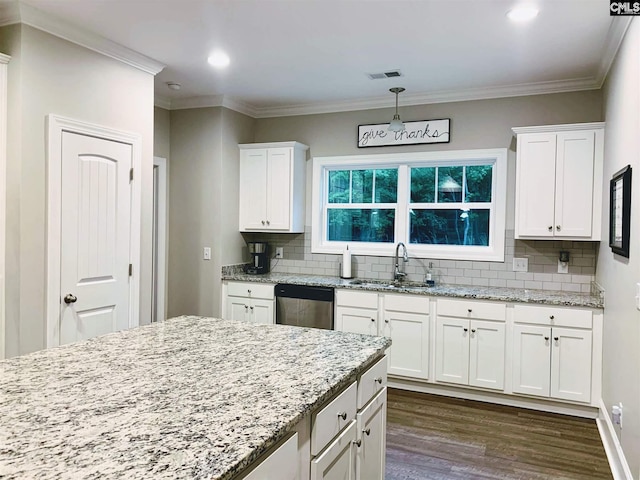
[609,165,632,258]
[357,119,450,148]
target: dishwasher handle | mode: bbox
[274,284,334,302]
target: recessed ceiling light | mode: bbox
[208,50,230,68]
[507,5,539,22]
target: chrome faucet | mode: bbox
[394,242,409,282]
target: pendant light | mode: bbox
[388,87,406,132]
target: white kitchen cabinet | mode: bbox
[513,123,604,240]
[311,421,357,480]
[435,299,506,391]
[335,290,379,336]
[512,305,593,403]
[355,388,386,480]
[243,433,298,480]
[223,281,275,324]
[239,142,308,233]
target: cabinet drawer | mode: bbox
[311,382,357,456]
[384,293,429,314]
[336,289,378,309]
[227,282,275,300]
[357,356,387,409]
[513,304,592,329]
[438,298,506,321]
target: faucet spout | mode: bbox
[394,242,409,282]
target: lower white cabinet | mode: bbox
[512,323,592,403]
[355,388,386,480]
[382,294,429,380]
[311,421,357,480]
[243,433,298,480]
[223,281,275,324]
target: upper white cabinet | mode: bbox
[512,123,604,240]
[239,142,308,233]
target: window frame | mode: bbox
[311,149,508,261]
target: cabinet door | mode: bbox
[244,433,298,480]
[512,324,551,397]
[239,149,268,230]
[311,420,357,480]
[551,328,592,403]
[226,297,249,322]
[381,311,429,379]
[266,147,292,230]
[468,320,505,390]
[554,131,595,238]
[355,388,386,480]
[516,133,557,237]
[251,299,275,325]
[435,317,469,386]
[336,307,378,336]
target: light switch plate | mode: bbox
[636,283,640,310]
[512,257,528,272]
[203,247,211,260]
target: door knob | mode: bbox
[64,294,77,304]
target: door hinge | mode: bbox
[129,264,133,276]
[129,168,133,182]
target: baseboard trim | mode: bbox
[388,377,599,418]
[597,399,633,480]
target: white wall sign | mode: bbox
[358,118,450,148]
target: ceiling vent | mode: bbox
[367,70,402,80]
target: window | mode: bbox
[312,149,507,261]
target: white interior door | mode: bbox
[59,132,132,345]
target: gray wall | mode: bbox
[598,18,640,478]
[154,106,171,160]
[166,106,254,318]
[1,24,155,356]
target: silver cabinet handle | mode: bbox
[374,377,383,384]
[64,294,77,304]
[338,412,347,420]
[353,439,362,447]
[363,428,371,436]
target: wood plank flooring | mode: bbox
[386,388,612,480]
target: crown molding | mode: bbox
[596,17,633,86]
[0,2,165,75]
[512,122,605,135]
[250,77,601,118]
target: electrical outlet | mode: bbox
[512,257,528,272]
[203,247,211,260]
[275,247,284,259]
[557,259,569,274]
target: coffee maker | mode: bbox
[246,242,270,274]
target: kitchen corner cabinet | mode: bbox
[238,142,309,233]
[512,304,593,403]
[223,281,275,324]
[435,298,506,391]
[512,123,604,240]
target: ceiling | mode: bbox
[6,0,627,117]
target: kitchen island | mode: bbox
[0,316,390,479]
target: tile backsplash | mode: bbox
[241,228,597,293]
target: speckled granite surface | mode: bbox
[222,273,604,309]
[0,317,390,480]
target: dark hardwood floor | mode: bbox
[385,388,612,480]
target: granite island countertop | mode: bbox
[0,316,390,480]
[222,272,604,309]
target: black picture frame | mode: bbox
[609,165,632,258]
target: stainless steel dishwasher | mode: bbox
[275,284,335,330]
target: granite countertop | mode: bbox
[222,272,604,309]
[0,317,390,480]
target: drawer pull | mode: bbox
[467,309,472,313]
[374,377,383,384]
[544,336,549,341]
[549,315,555,320]
[463,328,468,332]
[371,318,375,322]
[266,220,270,225]
[556,225,561,231]
[363,428,371,436]
[244,305,248,310]
[261,220,265,225]
[471,329,476,333]
[353,439,362,447]
[250,306,254,311]
[338,412,347,420]
[554,337,559,341]
[548,225,553,231]
[385,319,389,324]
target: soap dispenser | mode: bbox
[425,262,435,287]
